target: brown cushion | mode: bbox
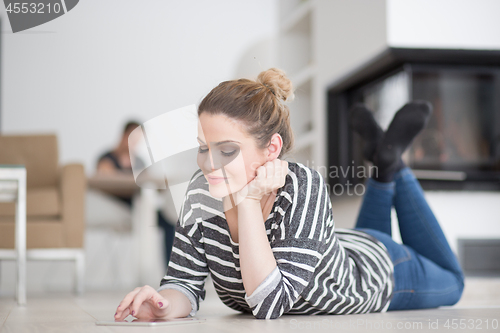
[0,188,61,217]
[0,218,64,249]
[0,134,58,188]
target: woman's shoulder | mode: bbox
[277,160,329,211]
[187,168,208,189]
[185,169,226,201]
[98,150,117,163]
[97,150,122,169]
[283,161,326,192]
[273,160,333,241]
[179,169,222,228]
[183,169,213,205]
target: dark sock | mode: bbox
[374,100,433,182]
[348,103,384,163]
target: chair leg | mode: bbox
[75,250,85,296]
[16,169,27,306]
[17,256,26,305]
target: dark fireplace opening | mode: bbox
[327,48,500,193]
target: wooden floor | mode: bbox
[1,276,499,333]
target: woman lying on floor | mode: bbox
[114,68,465,320]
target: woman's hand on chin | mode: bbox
[234,159,288,203]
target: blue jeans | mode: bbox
[354,167,465,310]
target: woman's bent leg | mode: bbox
[354,178,394,236]
[355,228,464,310]
[393,167,465,286]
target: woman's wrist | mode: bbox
[157,289,192,319]
[237,197,262,215]
[240,196,261,205]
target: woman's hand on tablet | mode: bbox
[114,285,171,321]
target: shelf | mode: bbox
[290,64,314,89]
[288,78,312,137]
[280,0,313,34]
[278,36,312,76]
[278,0,312,76]
[277,0,326,169]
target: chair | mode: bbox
[84,187,134,290]
[0,134,86,297]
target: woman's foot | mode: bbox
[348,103,384,163]
[373,100,433,182]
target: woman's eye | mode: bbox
[221,150,236,157]
[198,145,238,157]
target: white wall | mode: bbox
[318,0,500,90]
[314,0,388,181]
[316,0,387,89]
[387,0,500,49]
[1,0,278,175]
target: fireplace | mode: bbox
[327,48,500,192]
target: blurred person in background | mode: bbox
[96,120,176,267]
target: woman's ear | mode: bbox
[266,133,283,160]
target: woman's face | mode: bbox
[197,112,271,199]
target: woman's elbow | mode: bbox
[252,308,284,320]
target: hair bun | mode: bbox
[257,68,295,102]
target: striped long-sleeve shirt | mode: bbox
[158,161,394,319]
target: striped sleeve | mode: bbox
[244,166,331,319]
[157,171,209,317]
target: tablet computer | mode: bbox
[96,317,205,326]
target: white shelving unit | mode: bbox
[277,0,323,172]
